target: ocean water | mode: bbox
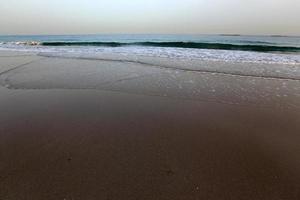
[0,34,300,65]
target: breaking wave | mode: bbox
[2,41,300,53]
[39,41,300,53]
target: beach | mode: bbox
[1,49,300,199]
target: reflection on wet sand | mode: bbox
[1,51,300,200]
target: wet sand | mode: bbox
[1,50,300,199]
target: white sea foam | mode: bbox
[1,41,300,66]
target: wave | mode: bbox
[39,41,300,53]
[231,40,275,45]
[1,41,41,46]
[2,40,300,53]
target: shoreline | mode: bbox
[1,50,300,199]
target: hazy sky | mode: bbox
[0,0,299,35]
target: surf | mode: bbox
[39,41,300,53]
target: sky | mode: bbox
[0,0,299,35]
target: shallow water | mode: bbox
[1,34,300,65]
[0,55,300,109]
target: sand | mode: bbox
[0,50,300,199]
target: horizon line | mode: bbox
[0,33,299,37]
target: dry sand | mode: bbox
[0,50,300,199]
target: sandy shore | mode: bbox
[1,50,300,199]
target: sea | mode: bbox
[0,34,300,65]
